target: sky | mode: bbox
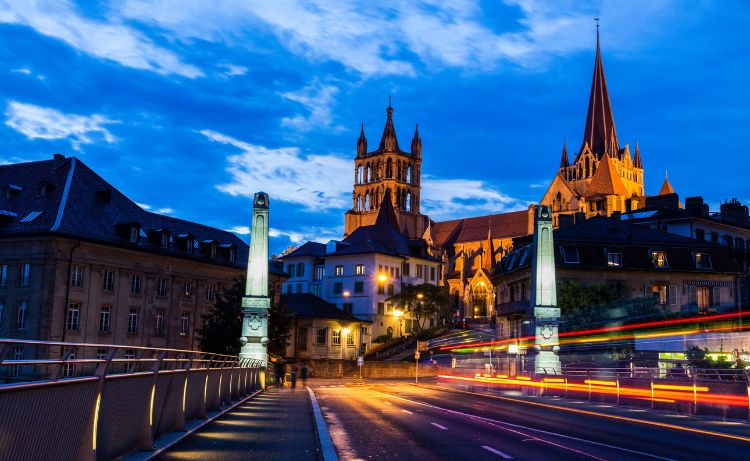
[1,0,749,255]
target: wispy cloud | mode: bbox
[10,68,31,75]
[421,176,530,220]
[0,1,202,77]
[203,129,351,210]
[4,101,118,150]
[136,202,175,215]
[228,225,342,245]
[280,79,341,132]
[218,63,248,77]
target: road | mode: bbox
[311,380,750,461]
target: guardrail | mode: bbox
[0,339,266,461]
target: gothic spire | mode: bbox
[483,217,495,271]
[634,140,643,168]
[411,123,421,158]
[378,101,400,152]
[357,123,367,157]
[559,139,569,168]
[582,24,619,159]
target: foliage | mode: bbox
[198,277,293,359]
[387,283,450,334]
[686,346,746,370]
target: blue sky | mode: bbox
[1,1,749,255]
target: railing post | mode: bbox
[76,347,116,461]
[175,352,194,432]
[140,351,165,450]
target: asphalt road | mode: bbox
[311,380,750,461]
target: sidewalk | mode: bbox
[157,386,322,461]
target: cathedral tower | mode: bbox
[344,102,428,238]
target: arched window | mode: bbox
[386,158,393,178]
[406,192,412,211]
[407,165,412,183]
[366,165,371,182]
[585,157,590,178]
[357,196,363,212]
[364,193,370,210]
[473,283,488,317]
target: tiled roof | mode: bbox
[284,241,327,259]
[282,293,369,322]
[0,155,248,267]
[658,178,675,196]
[586,155,628,198]
[432,210,529,246]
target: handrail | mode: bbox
[0,338,239,358]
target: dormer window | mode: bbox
[210,244,217,258]
[186,238,193,253]
[651,250,668,268]
[39,183,47,196]
[129,226,139,243]
[694,252,712,270]
[229,248,236,263]
[561,245,580,264]
[606,248,622,267]
[161,233,169,248]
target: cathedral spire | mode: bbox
[411,123,422,158]
[559,138,569,168]
[378,100,400,152]
[634,140,643,168]
[357,123,367,157]
[582,23,618,159]
[483,217,495,271]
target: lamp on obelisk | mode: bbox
[239,192,271,367]
[530,205,561,374]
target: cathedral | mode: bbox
[331,28,680,321]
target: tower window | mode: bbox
[650,250,668,268]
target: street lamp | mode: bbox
[341,327,351,363]
[343,290,350,297]
[394,309,403,337]
[377,273,388,283]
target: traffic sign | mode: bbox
[357,356,364,366]
[417,341,429,352]
[414,351,421,359]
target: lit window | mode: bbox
[694,252,712,270]
[71,265,84,288]
[335,265,344,276]
[313,266,325,281]
[183,281,193,300]
[607,250,622,267]
[179,312,190,336]
[66,303,80,331]
[651,250,668,268]
[99,306,111,332]
[355,264,365,275]
[332,329,341,346]
[561,245,580,264]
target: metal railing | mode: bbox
[0,338,266,461]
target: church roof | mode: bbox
[378,103,400,152]
[586,155,628,198]
[634,140,643,168]
[374,189,399,230]
[582,28,619,159]
[284,241,326,259]
[659,177,675,196]
[559,140,569,168]
[432,210,529,246]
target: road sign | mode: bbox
[414,351,421,359]
[357,356,364,366]
[417,341,429,352]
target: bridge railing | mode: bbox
[0,338,266,461]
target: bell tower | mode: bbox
[344,101,427,238]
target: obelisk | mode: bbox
[530,205,561,374]
[240,192,270,367]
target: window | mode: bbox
[63,350,76,377]
[354,281,364,293]
[206,284,216,302]
[0,264,6,286]
[158,277,168,297]
[16,301,26,329]
[295,283,302,293]
[310,283,322,297]
[296,263,304,277]
[71,265,84,288]
[396,268,400,278]
[129,226,138,243]
[180,312,190,336]
[377,302,385,315]
[651,250,668,268]
[298,327,308,352]
[332,329,341,346]
[161,233,169,248]
[313,266,325,281]
[285,284,292,294]
[333,282,343,295]
[387,284,394,295]
[183,281,193,300]
[66,303,81,331]
[402,262,410,276]
[651,285,677,305]
[377,283,384,294]
[102,270,114,291]
[130,274,142,294]
[12,346,22,377]
[316,328,327,345]
[343,302,353,314]
[347,331,355,346]
[229,249,236,263]
[694,252,712,270]
[96,348,108,360]
[127,308,138,334]
[695,229,705,241]
[430,267,436,281]
[416,265,423,278]
[186,239,194,253]
[0,302,4,329]
[154,310,165,335]
[210,245,217,258]
[286,264,296,277]
[99,306,111,332]
[607,250,622,267]
[335,265,344,276]
[20,263,30,285]
[355,264,365,275]
[561,245,580,264]
[39,183,47,196]
[711,232,719,244]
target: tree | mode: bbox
[387,283,450,335]
[686,346,746,370]
[199,277,293,359]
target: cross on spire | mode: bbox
[388,94,392,108]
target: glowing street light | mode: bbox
[343,290,350,297]
[394,310,403,337]
[417,293,424,300]
[377,273,388,283]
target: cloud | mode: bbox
[202,130,352,210]
[421,176,530,220]
[280,80,341,131]
[136,202,175,214]
[0,1,202,78]
[219,64,248,77]
[11,68,31,75]
[227,225,342,245]
[5,101,118,150]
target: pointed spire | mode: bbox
[483,216,495,271]
[378,100,400,152]
[559,138,569,168]
[411,123,422,158]
[582,22,619,159]
[586,155,628,197]
[659,171,675,196]
[633,140,643,168]
[375,189,399,230]
[356,123,367,157]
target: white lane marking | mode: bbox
[379,391,675,461]
[431,422,448,430]
[482,445,513,459]
[402,409,413,414]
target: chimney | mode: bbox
[52,153,65,170]
[720,198,749,227]
[685,196,709,217]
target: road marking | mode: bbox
[431,422,448,430]
[402,409,413,414]
[482,446,513,459]
[306,387,339,461]
[377,389,673,461]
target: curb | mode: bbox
[307,386,339,461]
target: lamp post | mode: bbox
[394,309,403,337]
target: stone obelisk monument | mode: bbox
[530,205,561,374]
[239,192,270,368]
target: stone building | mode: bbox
[0,154,286,380]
